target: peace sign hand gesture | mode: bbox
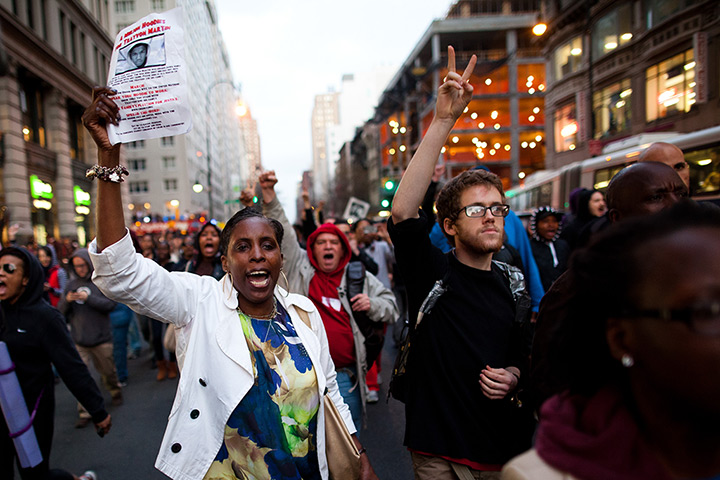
[435,46,477,123]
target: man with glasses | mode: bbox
[388,46,533,479]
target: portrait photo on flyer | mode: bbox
[105,7,192,145]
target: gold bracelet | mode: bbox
[86,164,130,183]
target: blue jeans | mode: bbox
[335,366,362,437]
[110,303,134,381]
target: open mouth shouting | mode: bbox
[247,269,271,289]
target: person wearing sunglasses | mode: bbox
[389,46,534,478]
[503,201,720,479]
[0,247,112,479]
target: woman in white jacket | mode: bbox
[83,87,377,480]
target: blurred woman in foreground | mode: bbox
[503,201,720,479]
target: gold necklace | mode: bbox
[237,296,278,320]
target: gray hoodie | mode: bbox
[58,249,116,347]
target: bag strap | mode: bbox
[414,269,451,330]
[295,306,312,330]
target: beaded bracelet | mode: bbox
[86,164,130,183]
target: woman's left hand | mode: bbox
[360,452,379,480]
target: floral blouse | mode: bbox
[204,301,321,480]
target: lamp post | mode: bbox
[204,80,238,219]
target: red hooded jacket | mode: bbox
[306,224,355,368]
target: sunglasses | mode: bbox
[1,263,18,274]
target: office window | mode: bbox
[645,0,697,28]
[646,49,695,122]
[553,36,583,82]
[593,79,632,139]
[129,159,146,171]
[69,22,77,65]
[554,102,577,153]
[59,12,66,55]
[19,78,46,147]
[115,0,134,13]
[162,156,176,170]
[127,140,145,149]
[79,32,86,72]
[151,0,165,10]
[161,136,174,146]
[129,181,148,193]
[592,3,633,59]
[163,179,178,192]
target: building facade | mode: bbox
[310,91,339,202]
[0,0,114,246]
[112,0,247,225]
[541,0,719,169]
[358,0,546,215]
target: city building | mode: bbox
[540,0,719,170]
[352,0,546,215]
[310,91,339,202]
[0,0,114,246]
[112,0,248,226]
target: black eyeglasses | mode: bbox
[456,204,510,218]
[1,263,18,275]
[620,301,720,336]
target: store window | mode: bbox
[593,79,632,139]
[646,49,695,122]
[554,102,578,153]
[552,36,583,82]
[67,104,84,160]
[592,3,633,59]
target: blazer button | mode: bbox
[171,443,182,453]
[199,378,207,387]
[190,409,200,419]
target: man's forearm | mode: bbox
[392,118,456,222]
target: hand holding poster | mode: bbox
[106,8,191,145]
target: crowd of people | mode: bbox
[2,45,719,480]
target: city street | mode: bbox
[50,339,413,479]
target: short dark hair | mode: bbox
[219,208,284,256]
[435,169,504,246]
[547,200,720,397]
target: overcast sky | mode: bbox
[213,0,453,222]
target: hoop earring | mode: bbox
[280,270,290,297]
[225,272,234,300]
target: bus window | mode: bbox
[687,144,720,196]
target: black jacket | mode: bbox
[0,247,108,427]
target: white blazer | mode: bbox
[89,231,355,480]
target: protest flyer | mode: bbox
[106,8,192,145]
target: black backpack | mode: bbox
[345,261,385,367]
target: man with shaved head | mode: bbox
[638,142,690,188]
[606,161,689,221]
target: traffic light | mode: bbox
[380,178,398,209]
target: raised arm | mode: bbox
[81,87,126,252]
[391,46,476,222]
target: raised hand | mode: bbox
[81,86,120,152]
[435,46,476,123]
[259,170,278,203]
